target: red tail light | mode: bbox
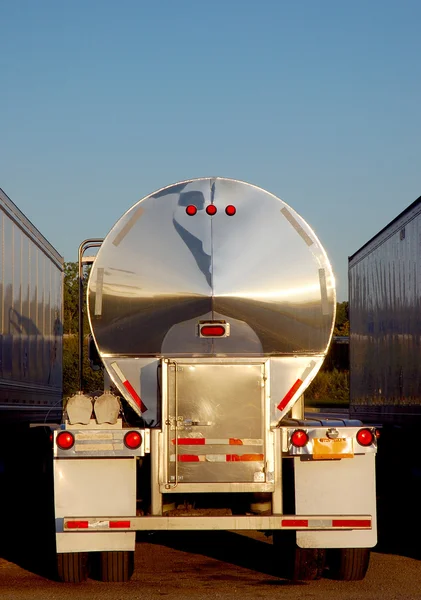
[198,321,229,338]
[186,205,197,216]
[56,431,75,450]
[291,429,309,448]
[225,205,236,216]
[356,428,375,447]
[124,431,142,449]
[206,205,217,215]
[200,325,225,337]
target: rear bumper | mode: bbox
[59,514,373,532]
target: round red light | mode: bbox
[290,429,309,448]
[356,428,374,447]
[225,205,236,216]
[186,205,197,216]
[124,431,142,449]
[206,204,217,215]
[56,431,75,450]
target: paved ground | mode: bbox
[1,530,420,600]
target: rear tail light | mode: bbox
[56,431,75,450]
[225,205,236,216]
[124,431,142,449]
[291,429,309,448]
[206,205,217,215]
[186,205,197,216]
[198,321,230,338]
[356,428,375,447]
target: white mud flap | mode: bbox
[294,453,377,548]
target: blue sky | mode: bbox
[1,0,420,300]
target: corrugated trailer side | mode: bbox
[349,195,421,426]
[0,188,63,425]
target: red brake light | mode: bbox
[200,325,226,337]
[56,431,75,450]
[291,429,309,448]
[186,205,197,216]
[124,431,142,449]
[225,205,236,216]
[356,428,374,447]
[206,205,217,215]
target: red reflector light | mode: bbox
[225,205,236,216]
[56,431,75,450]
[186,205,197,216]
[200,325,225,337]
[66,521,89,529]
[290,429,309,448]
[206,204,217,215]
[110,520,131,529]
[356,428,374,447]
[124,430,142,449]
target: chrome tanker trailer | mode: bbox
[54,178,377,583]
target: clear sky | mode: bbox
[1,0,420,300]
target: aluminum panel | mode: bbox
[102,357,161,425]
[349,199,421,424]
[0,188,63,422]
[166,361,265,483]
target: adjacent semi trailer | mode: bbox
[349,194,421,426]
[54,178,378,583]
[0,188,63,425]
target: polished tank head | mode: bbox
[87,178,336,360]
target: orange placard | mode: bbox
[313,438,353,460]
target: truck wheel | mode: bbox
[99,550,134,582]
[328,548,370,581]
[57,552,89,583]
[273,532,326,580]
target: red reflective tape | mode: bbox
[277,379,303,411]
[178,455,200,462]
[226,454,264,462]
[123,380,148,413]
[110,520,131,529]
[332,519,371,528]
[229,438,243,445]
[282,519,309,527]
[66,521,89,529]
[172,438,206,445]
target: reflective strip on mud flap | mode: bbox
[65,520,131,530]
[281,518,372,529]
[110,362,148,413]
[171,454,264,462]
[277,361,317,412]
[172,438,263,446]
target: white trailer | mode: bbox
[54,178,377,583]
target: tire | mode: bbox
[57,552,89,583]
[328,548,371,581]
[273,532,326,581]
[99,550,135,582]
